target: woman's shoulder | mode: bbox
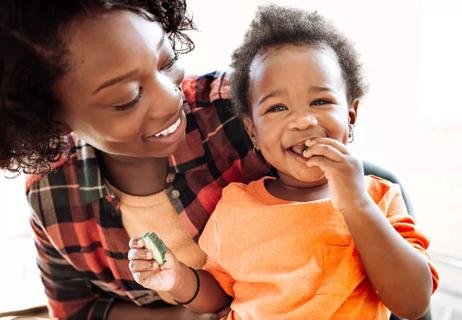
[26,134,73,190]
[26,134,108,220]
[26,134,89,189]
[182,70,231,105]
[182,71,235,124]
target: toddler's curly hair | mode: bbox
[230,5,367,117]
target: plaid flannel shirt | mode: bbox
[26,71,272,319]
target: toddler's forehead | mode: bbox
[249,44,345,88]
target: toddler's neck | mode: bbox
[265,178,330,202]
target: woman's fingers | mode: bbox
[128,248,153,261]
[132,269,161,284]
[129,237,145,249]
[129,259,161,272]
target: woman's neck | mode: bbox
[266,178,330,202]
[98,152,168,196]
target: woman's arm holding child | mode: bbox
[304,137,433,319]
[128,238,232,313]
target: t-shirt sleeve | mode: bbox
[199,210,235,297]
[382,184,439,293]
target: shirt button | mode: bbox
[170,189,180,199]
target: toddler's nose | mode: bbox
[288,113,318,130]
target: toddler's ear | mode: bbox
[348,99,360,125]
[242,115,258,148]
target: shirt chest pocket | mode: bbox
[317,244,365,296]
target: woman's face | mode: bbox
[54,9,186,159]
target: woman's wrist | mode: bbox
[173,267,200,305]
[168,262,199,303]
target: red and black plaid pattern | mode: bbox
[27,71,272,319]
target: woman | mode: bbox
[1,1,269,319]
[0,1,415,319]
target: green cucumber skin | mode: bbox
[142,232,167,265]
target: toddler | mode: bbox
[128,5,438,319]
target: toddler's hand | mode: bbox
[128,237,184,292]
[303,137,371,214]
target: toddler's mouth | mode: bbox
[288,143,308,158]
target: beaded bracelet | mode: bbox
[174,266,200,305]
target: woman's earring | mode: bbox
[348,124,355,143]
[252,143,260,155]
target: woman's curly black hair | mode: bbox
[230,5,367,117]
[0,0,194,174]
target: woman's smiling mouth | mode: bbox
[153,117,181,137]
[144,110,186,143]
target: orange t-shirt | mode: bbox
[199,176,438,320]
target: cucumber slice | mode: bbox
[141,232,167,265]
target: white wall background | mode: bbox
[1,0,461,277]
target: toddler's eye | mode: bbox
[267,105,288,113]
[311,99,330,106]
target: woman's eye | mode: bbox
[113,87,143,111]
[311,99,330,106]
[267,105,287,113]
[160,53,178,72]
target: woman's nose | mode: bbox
[147,74,182,116]
[288,113,318,130]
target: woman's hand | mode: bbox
[128,237,186,292]
[303,137,371,214]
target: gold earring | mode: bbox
[252,143,260,155]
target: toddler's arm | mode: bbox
[303,137,434,319]
[128,237,231,313]
[341,196,433,319]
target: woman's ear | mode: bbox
[242,115,258,149]
[348,99,360,126]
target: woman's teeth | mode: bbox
[154,118,181,137]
